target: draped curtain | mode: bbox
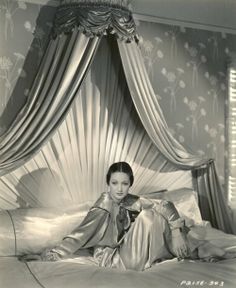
[0,0,234,234]
[0,30,100,175]
[0,37,192,209]
[118,41,235,234]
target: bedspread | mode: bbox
[1,256,236,288]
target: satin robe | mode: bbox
[50,193,186,270]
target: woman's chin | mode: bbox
[114,194,126,202]
[109,192,128,202]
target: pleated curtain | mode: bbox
[0,30,100,175]
[0,37,191,210]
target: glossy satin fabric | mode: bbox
[0,188,200,257]
[95,208,174,271]
[51,193,182,270]
[0,0,233,239]
[0,31,100,175]
[0,204,90,256]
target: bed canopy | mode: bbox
[0,0,234,234]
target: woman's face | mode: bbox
[108,172,130,203]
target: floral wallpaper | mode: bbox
[137,21,236,186]
[0,0,55,135]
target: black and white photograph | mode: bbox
[0,0,236,287]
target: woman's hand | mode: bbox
[41,249,61,261]
[18,249,61,262]
[100,247,114,267]
[171,229,189,259]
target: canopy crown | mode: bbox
[52,0,137,41]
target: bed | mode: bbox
[1,188,236,288]
[1,256,236,288]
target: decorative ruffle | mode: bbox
[52,1,138,42]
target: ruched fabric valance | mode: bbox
[0,0,234,234]
[52,0,138,42]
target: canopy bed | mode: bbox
[0,0,236,287]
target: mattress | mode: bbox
[1,256,236,288]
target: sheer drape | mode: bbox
[0,30,100,176]
[118,41,235,234]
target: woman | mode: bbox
[21,162,233,271]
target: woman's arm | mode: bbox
[140,197,183,228]
[48,207,109,259]
[20,207,110,262]
[155,200,189,258]
[139,197,189,259]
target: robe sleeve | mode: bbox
[44,207,110,259]
[139,197,184,230]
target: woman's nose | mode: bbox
[118,184,122,191]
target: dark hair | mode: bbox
[106,162,134,187]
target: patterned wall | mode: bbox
[0,0,55,135]
[0,1,236,186]
[137,21,236,185]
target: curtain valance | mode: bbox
[52,0,138,42]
